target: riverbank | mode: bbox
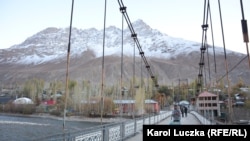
[0,112,130,123]
[32,113,129,123]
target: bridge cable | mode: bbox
[216,55,247,83]
[204,0,216,91]
[120,13,124,118]
[63,0,74,130]
[240,0,250,68]
[218,0,233,124]
[100,0,108,125]
[203,3,215,123]
[207,1,219,91]
[132,40,136,118]
[197,0,217,92]
[208,1,217,74]
[197,0,209,93]
[204,1,212,88]
[216,0,249,98]
[117,0,158,87]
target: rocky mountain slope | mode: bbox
[0,19,249,87]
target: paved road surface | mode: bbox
[125,112,201,141]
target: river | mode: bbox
[0,114,104,141]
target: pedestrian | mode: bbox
[180,105,184,117]
[170,104,181,124]
[184,106,188,117]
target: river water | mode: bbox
[0,114,103,141]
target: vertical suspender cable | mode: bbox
[133,41,135,118]
[141,54,143,89]
[120,13,124,118]
[198,0,206,93]
[208,1,217,74]
[199,0,217,92]
[217,0,232,124]
[121,15,124,88]
[208,0,220,107]
[197,0,208,93]
[207,1,219,91]
[214,0,249,89]
[63,0,74,130]
[133,41,135,91]
[204,1,211,89]
[140,50,143,115]
[240,0,250,68]
[216,0,249,85]
[100,0,107,125]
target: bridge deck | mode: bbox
[126,112,201,141]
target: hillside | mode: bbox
[0,19,249,87]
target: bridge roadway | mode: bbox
[125,112,202,141]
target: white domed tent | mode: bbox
[13,97,34,104]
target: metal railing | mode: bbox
[33,112,171,141]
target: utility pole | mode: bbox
[177,79,188,102]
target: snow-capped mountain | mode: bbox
[0,19,236,65]
[0,19,248,85]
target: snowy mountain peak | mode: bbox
[132,19,150,28]
[0,19,238,65]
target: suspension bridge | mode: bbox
[27,0,250,140]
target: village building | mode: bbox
[196,91,221,120]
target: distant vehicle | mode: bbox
[234,94,245,101]
[233,101,245,107]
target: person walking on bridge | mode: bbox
[170,104,181,124]
[180,106,184,117]
[184,106,188,117]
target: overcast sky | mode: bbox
[1,0,250,54]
